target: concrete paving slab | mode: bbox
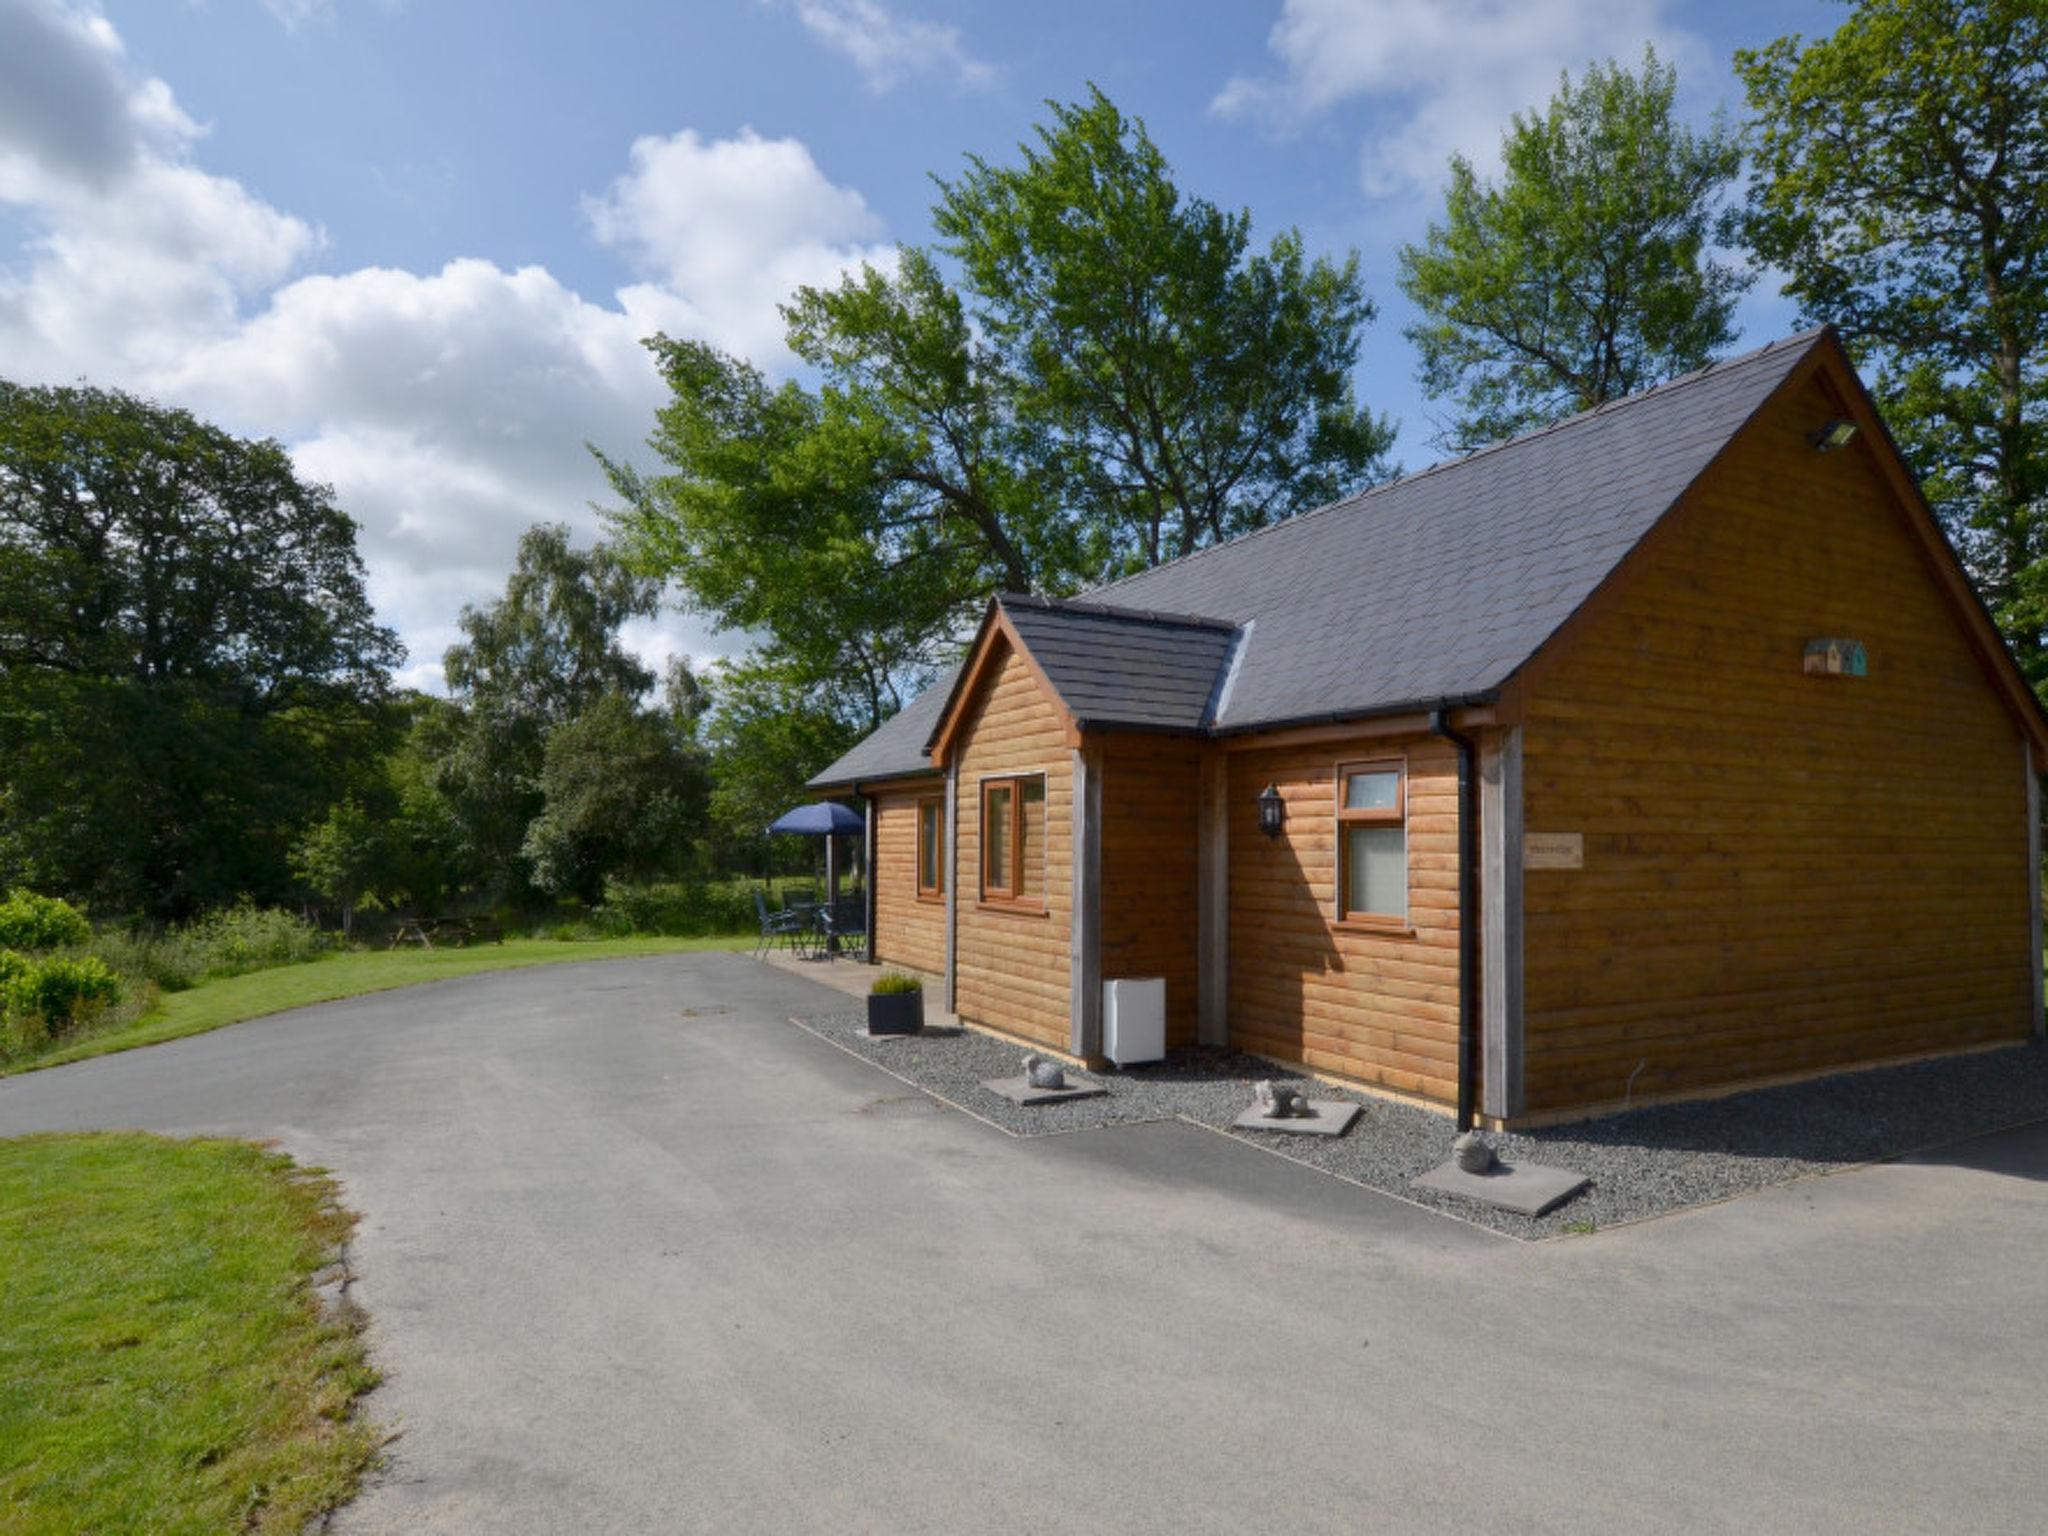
[1231,1099,1363,1137]
[1412,1158,1590,1217]
[981,1073,1107,1106]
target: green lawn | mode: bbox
[4,934,751,1078]
[0,1134,380,1534]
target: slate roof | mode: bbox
[1095,329,1823,733]
[999,595,1242,732]
[805,665,956,789]
[815,328,1834,785]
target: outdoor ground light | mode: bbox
[1811,417,1859,452]
[1257,783,1285,838]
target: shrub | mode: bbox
[180,903,332,978]
[526,918,604,942]
[588,877,761,938]
[80,929,198,993]
[0,890,92,952]
[78,905,332,996]
[0,950,33,1055]
[871,971,923,996]
[2,953,123,1053]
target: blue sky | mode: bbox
[2,0,1842,687]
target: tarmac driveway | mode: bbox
[1,951,2044,1534]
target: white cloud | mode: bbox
[1214,0,1707,199]
[0,1,887,689]
[0,0,197,191]
[766,0,995,93]
[585,127,893,363]
[257,0,332,29]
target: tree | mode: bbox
[442,522,659,725]
[520,692,709,902]
[603,87,1397,733]
[372,698,476,916]
[428,524,660,896]
[1739,0,2048,685]
[933,86,1395,570]
[1398,49,1750,451]
[603,329,968,734]
[699,659,863,875]
[0,381,401,916]
[291,797,384,936]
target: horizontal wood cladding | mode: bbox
[1519,372,2033,1114]
[953,641,1072,1050]
[1097,735,1203,1046]
[1226,733,1464,1103]
[871,789,945,976]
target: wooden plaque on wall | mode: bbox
[1524,832,1584,870]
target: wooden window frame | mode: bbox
[978,772,1047,911]
[915,794,945,902]
[1334,757,1410,933]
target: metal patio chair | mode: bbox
[819,895,866,960]
[752,887,806,960]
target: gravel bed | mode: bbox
[794,1012,2048,1239]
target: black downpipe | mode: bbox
[1428,708,1479,1131]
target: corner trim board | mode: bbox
[862,791,877,965]
[2029,742,2042,1040]
[944,760,959,1014]
[1069,745,1103,1057]
[1197,754,1229,1047]
[1480,726,1525,1118]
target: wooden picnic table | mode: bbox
[389,916,503,949]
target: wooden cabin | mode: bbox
[810,329,2048,1127]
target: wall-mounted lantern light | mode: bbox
[1810,418,1859,452]
[1257,783,1285,838]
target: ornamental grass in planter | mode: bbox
[867,972,924,1036]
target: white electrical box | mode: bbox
[1102,977,1166,1065]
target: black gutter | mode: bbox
[1207,690,1499,741]
[1058,690,1504,743]
[1428,707,1479,1131]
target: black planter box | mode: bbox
[866,990,924,1036]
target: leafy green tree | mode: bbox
[0,381,401,916]
[443,522,659,724]
[1399,49,1750,451]
[1739,0,2048,683]
[520,692,709,902]
[429,524,660,895]
[933,86,1395,569]
[290,797,384,936]
[661,656,711,740]
[603,334,960,733]
[604,86,1397,738]
[699,659,863,875]
[360,697,474,915]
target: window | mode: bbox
[916,796,944,899]
[981,774,1046,904]
[1336,760,1407,925]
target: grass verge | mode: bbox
[0,1133,380,1534]
[4,934,751,1078]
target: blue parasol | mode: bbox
[766,801,865,836]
